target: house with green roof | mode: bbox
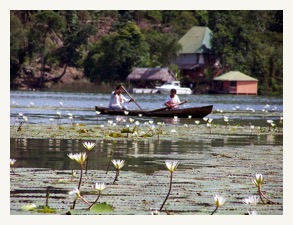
[212,71,258,95]
[174,26,217,83]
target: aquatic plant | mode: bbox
[211,194,226,215]
[159,161,179,212]
[68,187,90,209]
[252,173,279,205]
[242,195,259,205]
[10,159,16,174]
[112,159,125,184]
[56,111,62,129]
[82,142,97,174]
[67,152,87,209]
[68,113,75,127]
[49,118,55,129]
[87,182,107,210]
[16,114,28,132]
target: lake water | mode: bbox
[10,91,283,215]
[10,90,283,125]
[10,91,283,172]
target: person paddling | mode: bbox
[164,88,187,109]
[108,85,134,110]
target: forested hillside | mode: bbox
[10,10,283,96]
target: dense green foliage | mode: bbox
[10,10,282,96]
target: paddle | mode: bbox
[148,100,187,113]
[121,86,143,111]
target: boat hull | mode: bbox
[95,105,213,118]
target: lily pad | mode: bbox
[37,206,57,213]
[90,202,114,213]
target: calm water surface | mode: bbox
[10,91,283,124]
[10,91,283,173]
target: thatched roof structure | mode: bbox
[126,68,176,82]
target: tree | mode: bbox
[27,11,65,85]
[143,30,182,67]
[84,21,148,83]
[51,11,96,82]
[10,14,26,82]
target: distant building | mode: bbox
[212,71,258,95]
[174,26,217,81]
[126,67,176,88]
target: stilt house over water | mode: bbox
[212,71,259,95]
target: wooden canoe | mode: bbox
[95,105,213,118]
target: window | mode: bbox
[230,81,236,87]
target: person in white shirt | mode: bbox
[108,85,134,110]
[164,88,187,109]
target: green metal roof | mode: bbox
[213,71,258,81]
[178,26,212,54]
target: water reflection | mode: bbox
[10,134,282,174]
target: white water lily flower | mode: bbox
[213,194,226,207]
[242,196,259,205]
[165,161,179,173]
[173,116,178,121]
[94,182,106,192]
[184,124,188,127]
[68,187,81,201]
[107,120,113,126]
[68,152,87,165]
[149,120,153,124]
[49,118,54,122]
[253,173,264,187]
[82,142,96,151]
[150,209,160,215]
[10,159,16,166]
[247,210,258,215]
[132,131,138,137]
[171,129,177,133]
[96,111,101,115]
[195,120,200,125]
[100,124,104,128]
[135,121,140,126]
[203,117,208,122]
[56,111,61,117]
[68,113,73,117]
[21,203,37,211]
[267,120,273,124]
[18,113,23,117]
[138,114,142,117]
[112,159,125,170]
[188,115,192,119]
[250,125,255,129]
[129,118,134,123]
[208,118,213,123]
[124,111,129,115]
[207,123,211,127]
